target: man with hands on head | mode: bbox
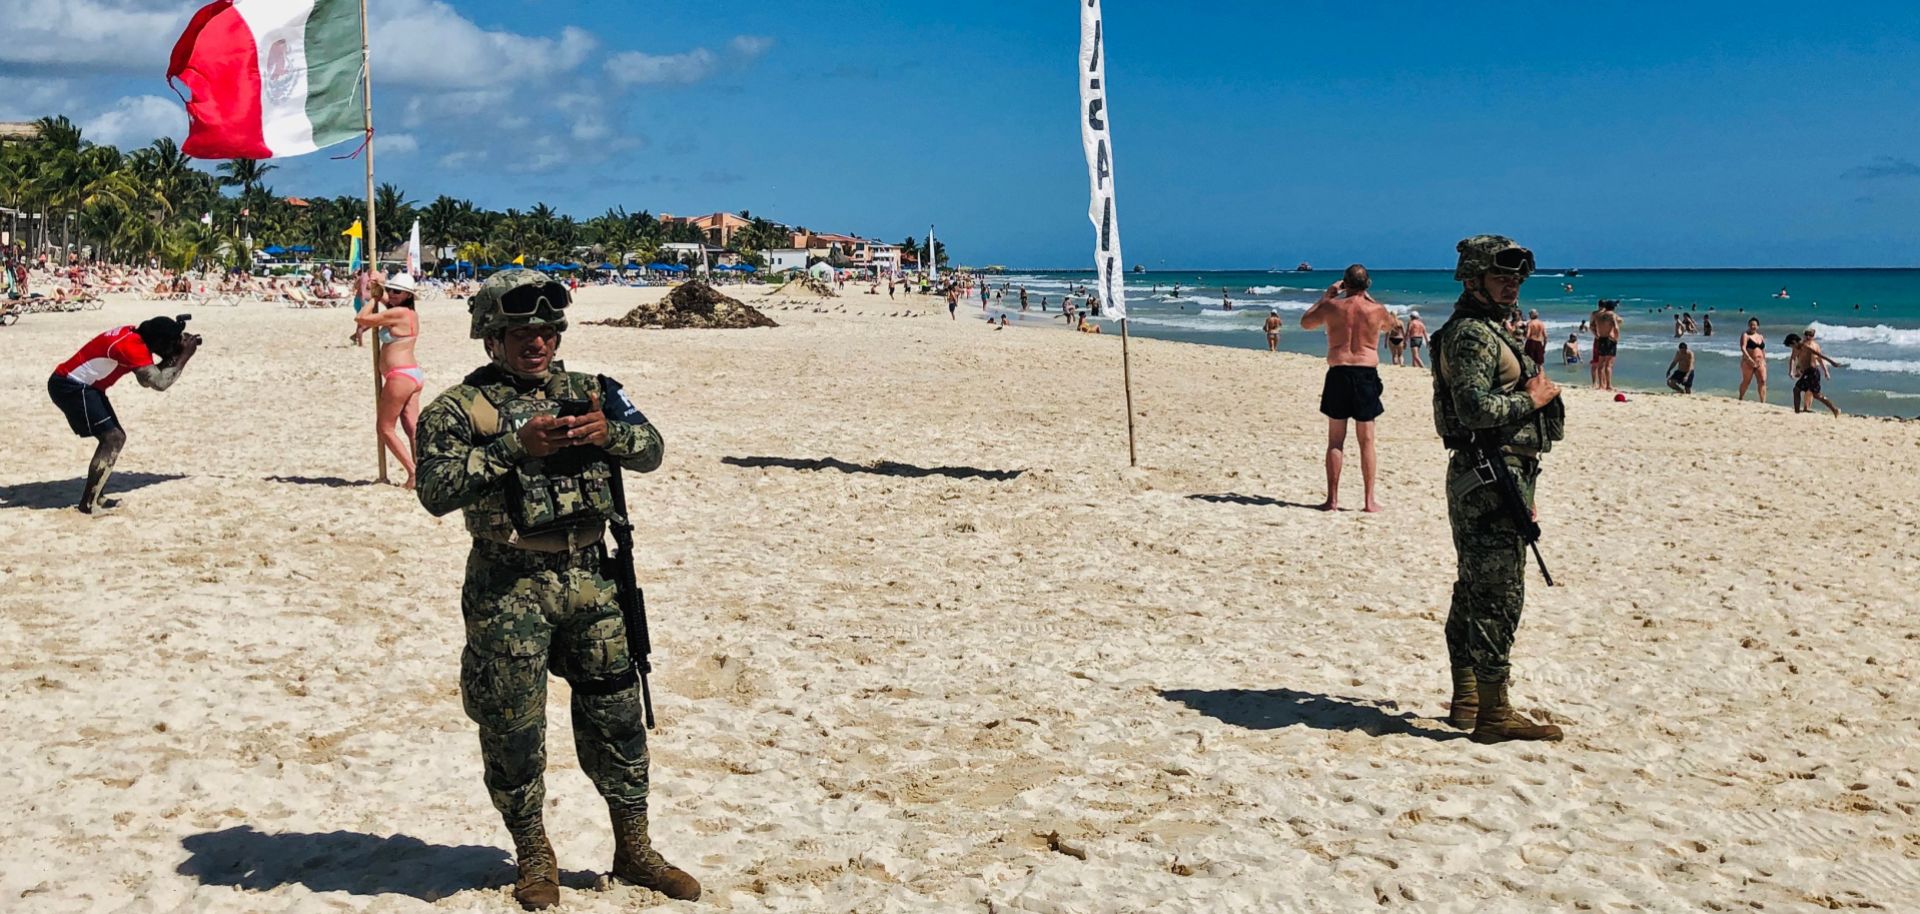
[47,314,202,513]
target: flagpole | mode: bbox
[1120,316,1137,467]
[358,0,386,484]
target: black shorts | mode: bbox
[1795,372,1822,395]
[48,374,119,438]
[1594,337,1618,358]
[1320,365,1385,422]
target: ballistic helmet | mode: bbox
[1454,235,1535,282]
[469,269,570,339]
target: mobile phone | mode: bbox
[556,398,592,419]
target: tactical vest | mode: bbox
[1432,314,1566,454]
[463,369,617,552]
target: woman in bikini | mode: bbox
[1737,317,1768,403]
[1383,313,1406,366]
[353,274,425,487]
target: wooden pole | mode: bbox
[359,0,386,484]
[1120,317,1137,467]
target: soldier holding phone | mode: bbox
[415,270,698,909]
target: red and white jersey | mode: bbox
[54,326,154,391]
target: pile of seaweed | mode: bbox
[594,281,778,330]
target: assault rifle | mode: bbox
[601,460,657,729]
[1469,431,1554,587]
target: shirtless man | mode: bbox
[1790,328,1843,416]
[1523,309,1548,367]
[1665,342,1695,394]
[1300,264,1390,512]
[1263,310,1283,352]
[1405,311,1429,370]
[1589,300,1622,390]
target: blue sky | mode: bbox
[3,1,1920,268]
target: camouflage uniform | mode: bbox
[1432,297,1555,681]
[1432,236,1566,742]
[417,366,664,825]
[415,270,698,906]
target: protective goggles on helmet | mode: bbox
[1489,247,1535,275]
[497,281,571,317]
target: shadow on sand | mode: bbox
[1160,688,1462,741]
[0,472,185,510]
[178,826,600,901]
[1186,493,1322,511]
[266,475,379,489]
[722,455,1024,482]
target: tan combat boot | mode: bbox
[507,820,561,910]
[1469,677,1564,744]
[610,805,702,901]
[1446,667,1479,730]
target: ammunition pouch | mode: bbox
[505,457,615,538]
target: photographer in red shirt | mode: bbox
[47,315,201,513]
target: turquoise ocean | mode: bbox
[987,269,1920,419]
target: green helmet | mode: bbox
[468,269,571,339]
[1453,235,1535,282]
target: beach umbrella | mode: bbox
[736,263,757,273]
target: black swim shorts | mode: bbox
[1795,371,1822,395]
[1320,365,1385,422]
[1594,337,1619,358]
[47,374,120,438]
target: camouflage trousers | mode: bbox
[460,538,650,827]
[1443,452,1540,683]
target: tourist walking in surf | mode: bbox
[1789,328,1843,416]
[1301,265,1390,513]
[1524,309,1548,367]
[1264,310,1283,352]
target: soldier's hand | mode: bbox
[1525,372,1561,408]
[562,392,612,448]
[517,415,573,458]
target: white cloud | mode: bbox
[0,77,79,119]
[82,95,184,148]
[0,1,185,71]
[730,35,775,59]
[370,0,596,89]
[605,34,773,89]
[379,133,420,156]
[606,49,718,87]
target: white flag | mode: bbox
[406,219,421,276]
[1079,0,1127,320]
[926,225,936,283]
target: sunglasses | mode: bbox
[498,282,571,316]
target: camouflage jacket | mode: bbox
[416,362,664,549]
[1432,294,1564,454]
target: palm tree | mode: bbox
[217,157,277,196]
[374,182,415,253]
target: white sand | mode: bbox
[1,284,1915,912]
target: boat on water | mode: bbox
[1132,264,1146,273]
[1567,268,1583,277]
[1294,262,1313,272]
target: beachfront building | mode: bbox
[660,242,738,268]
[790,232,899,271]
[661,212,752,248]
[765,248,810,274]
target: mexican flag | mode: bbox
[168,0,363,160]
